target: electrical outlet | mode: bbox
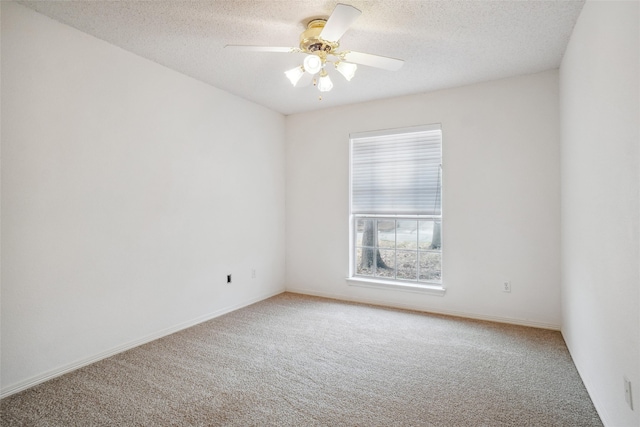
[503,281,511,292]
[624,377,633,410]
[227,274,232,284]
[251,269,256,279]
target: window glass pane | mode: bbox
[377,220,395,248]
[356,248,374,276]
[397,220,418,250]
[419,251,442,282]
[396,250,417,281]
[432,221,442,250]
[375,249,395,279]
[359,246,378,273]
[356,218,375,248]
[419,220,442,250]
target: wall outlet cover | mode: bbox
[624,377,633,410]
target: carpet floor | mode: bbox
[1,292,602,426]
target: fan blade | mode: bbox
[343,51,404,71]
[225,45,297,53]
[320,3,361,42]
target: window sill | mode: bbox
[346,277,446,296]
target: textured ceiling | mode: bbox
[17,1,585,115]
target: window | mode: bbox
[349,124,442,290]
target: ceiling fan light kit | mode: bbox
[303,54,323,75]
[335,61,357,81]
[317,69,334,92]
[225,3,404,99]
[284,66,305,86]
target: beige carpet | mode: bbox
[1,292,602,426]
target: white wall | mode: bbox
[286,70,561,329]
[1,2,286,396]
[560,1,639,425]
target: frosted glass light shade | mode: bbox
[317,73,333,92]
[303,54,322,75]
[285,66,305,86]
[336,62,357,81]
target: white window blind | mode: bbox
[350,125,442,216]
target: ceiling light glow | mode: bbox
[303,54,323,75]
[284,66,305,86]
[335,61,357,81]
[317,70,333,92]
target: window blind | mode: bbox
[350,126,442,216]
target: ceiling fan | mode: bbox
[225,3,404,97]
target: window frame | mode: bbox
[347,124,445,296]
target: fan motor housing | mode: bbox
[299,19,339,53]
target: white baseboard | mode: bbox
[0,288,285,399]
[286,286,561,331]
[3,287,560,399]
[560,331,612,426]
